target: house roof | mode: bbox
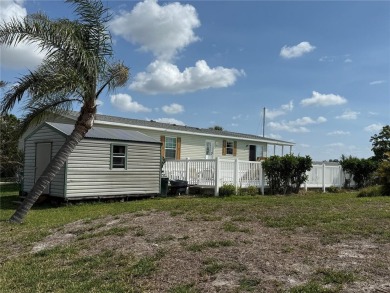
[47,122,160,144]
[63,111,295,146]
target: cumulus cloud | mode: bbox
[130,60,244,94]
[110,0,200,60]
[268,133,282,139]
[155,118,185,126]
[280,41,316,59]
[300,91,347,107]
[0,0,46,70]
[268,116,326,133]
[364,123,383,132]
[162,103,184,114]
[335,110,360,120]
[110,93,151,112]
[265,100,294,120]
[327,130,351,135]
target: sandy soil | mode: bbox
[30,211,390,292]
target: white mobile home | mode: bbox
[31,112,294,161]
[23,122,161,200]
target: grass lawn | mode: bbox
[1,184,389,292]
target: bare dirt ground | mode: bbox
[31,210,390,292]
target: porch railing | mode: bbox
[163,158,352,196]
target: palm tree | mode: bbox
[0,0,129,223]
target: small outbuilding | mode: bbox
[23,122,162,200]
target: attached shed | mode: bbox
[23,122,162,200]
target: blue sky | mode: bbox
[1,0,389,161]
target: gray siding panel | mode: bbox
[23,125,66,197]
[66,139,160,198]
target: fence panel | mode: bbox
[163,159,349,195]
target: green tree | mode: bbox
[0,114,23,179]
[340,155,377,188]
[370,125,390,162]
[0,0,129,223]
[376,152,390,195]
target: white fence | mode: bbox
[163,158,352,195]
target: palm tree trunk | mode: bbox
[9,111,95,223]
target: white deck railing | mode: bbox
[163,158,352,196]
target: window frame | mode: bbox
[110,144,127,169]
[164,136,177,160]
[225,140,234,155]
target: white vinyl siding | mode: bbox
[23,125,66,197]
[92,122,268,161]
[66,139,160,198]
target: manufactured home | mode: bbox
[23,122,161,200]
[22,112,294,161]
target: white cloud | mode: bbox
[300,91,347,107]
[268,122,310,133]
[267,116,326,133]
[268,133,282,139]
[130,60,244,94]
[344,58,352,63]
[265,100,294,120]
[364,123,383,132]
[232,114,242,120]
[110,93,151,112]
[319,56,334,62]
[327,130,351,135]
[0,0,47,70]
[299,144,310,148]
[155,118,185,126]
[280,41,316,59]
[162,103,184,114]
[110,0,200,60]
[335,110,360,120]
[369,80,386,85]
[231,123,238,127]
[327,143,345,148]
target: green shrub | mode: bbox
[357,185,385,197]
[340,155,377,188]
[219,184,236,197]
[262,154,312,195]
[237,186,258,196]
[326,186,342,193]
[376,152,390,195]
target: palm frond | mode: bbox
[96,63,130,98]
[20,97,79,132]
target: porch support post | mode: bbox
[282,145,284,156]
[185,157,190,194]
[322,163,326,193]
[214,157,220,196]
[339,164,343,188]
[234,158,239,194]
[273,145,276,155]
[289,145,292,154]
[260,161,265,195]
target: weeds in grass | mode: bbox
[222,221,251,233]
[186,240,235,252]
[290,281,337,293]
[169,283,199,293]
[77,226,129,240]
[315,268,356,285]
[129,249,166,277]
[201,259,224,275]
[239,277,261,291]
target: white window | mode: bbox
[165,137,177,159]
[226,140,234,155]
[111,144,127,169]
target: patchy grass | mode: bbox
[1,185,390,292]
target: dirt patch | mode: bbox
[31,211,390,292]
